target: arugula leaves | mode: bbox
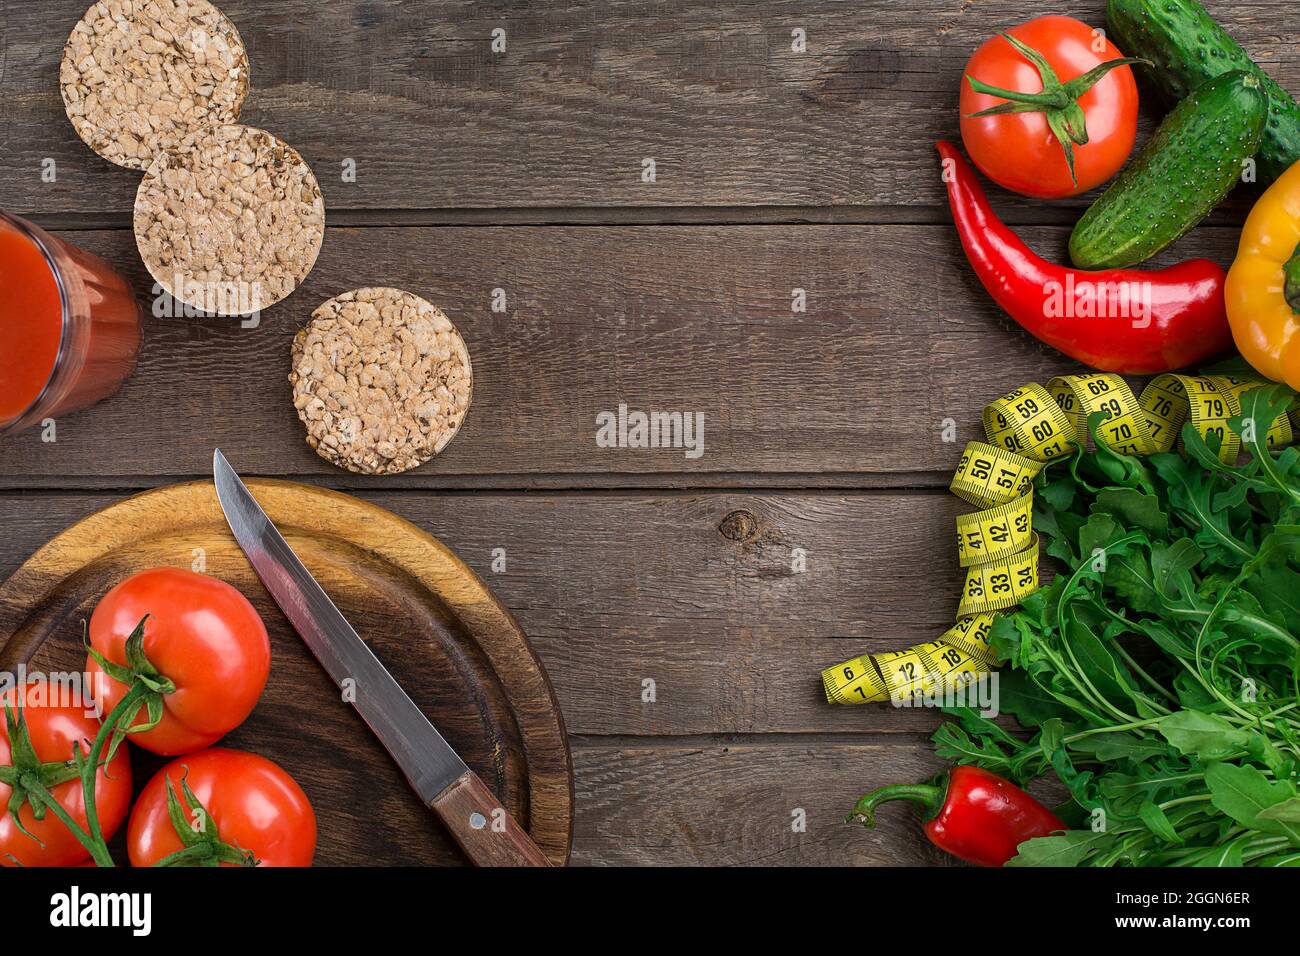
[939,383,1300,866]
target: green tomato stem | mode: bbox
[79,682,153,865]
[21,775,114,868]
[152,844,215,867]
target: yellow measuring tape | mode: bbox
[822,372,1294,706]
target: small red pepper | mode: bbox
[937,140,1232,374]
[849,765,1064,867]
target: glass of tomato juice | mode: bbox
[0,211,142,435]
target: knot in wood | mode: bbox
[718,510,758,542]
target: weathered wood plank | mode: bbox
[0,489,1007,736]
[569,738,957,865]
[0,223,1240,484]
[5,0,1297,214]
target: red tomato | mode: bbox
[128,749,316,867]
[87,568,270,755]
[959,16,1139,198]
[0,682,132,866]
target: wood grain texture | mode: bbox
[0,488,984,865]
[6,0,1273,868]
[0,481,573,866]
[0,489,992,737]
[568,738,960,866]
[5,1,1298,214]
[0,223,1242,485]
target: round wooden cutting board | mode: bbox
[0,480,572,866]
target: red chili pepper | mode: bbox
[936,140,1232,374]
[849,765,1064,867]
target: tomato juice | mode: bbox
[0,212,141,434]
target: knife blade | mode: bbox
[212,449,552,866]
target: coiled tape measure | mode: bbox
[822,372,1294,706]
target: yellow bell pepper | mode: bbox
[1227,160,1300,387]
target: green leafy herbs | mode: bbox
[938,382,1300,866]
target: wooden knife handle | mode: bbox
[429,770,554,867]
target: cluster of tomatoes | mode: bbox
[0,567,316,867]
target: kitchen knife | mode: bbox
[212,449,553,867]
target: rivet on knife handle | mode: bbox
[429,771,553,867]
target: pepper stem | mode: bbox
[1284,243,1300,313]
[847,782,944,828]
[966,33,1147,187]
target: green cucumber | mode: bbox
[1068,71,1265,270]
[1107,0,1300,184]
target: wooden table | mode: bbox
[1,0,1290,865]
